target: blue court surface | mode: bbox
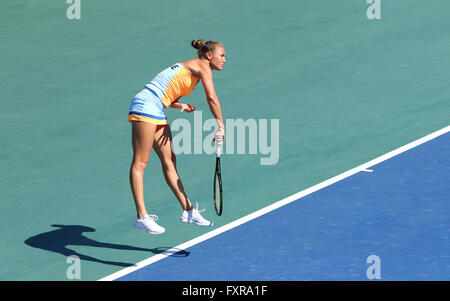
[114,131,450,281]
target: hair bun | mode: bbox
[191,39,206,49]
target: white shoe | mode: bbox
[180,202,214,227]
[134,214,165,234]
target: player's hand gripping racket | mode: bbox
[213,142,223,216]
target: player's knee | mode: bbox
[162,158,177,173]
[132,158,148,171]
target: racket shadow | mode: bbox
[24,224,190,268]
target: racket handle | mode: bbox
[216,144,222,157]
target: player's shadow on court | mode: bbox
[24,224,190,267]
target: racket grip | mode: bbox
[216,144,222,157]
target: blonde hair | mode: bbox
[191,40,223,58]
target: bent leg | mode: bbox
[153,124,193,211]
[130,121,157,218]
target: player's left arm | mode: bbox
[170,100,196,112]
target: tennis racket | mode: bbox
[213,144,223,216]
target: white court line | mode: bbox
[99,125,449,281]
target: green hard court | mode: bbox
[0,0,449,280]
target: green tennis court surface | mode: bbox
[0,0,449,280]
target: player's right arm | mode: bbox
[198,63,225,140]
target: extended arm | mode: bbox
[199,67,224,129]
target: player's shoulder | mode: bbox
[180,59,211,79]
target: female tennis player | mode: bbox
[128,40,226,234]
